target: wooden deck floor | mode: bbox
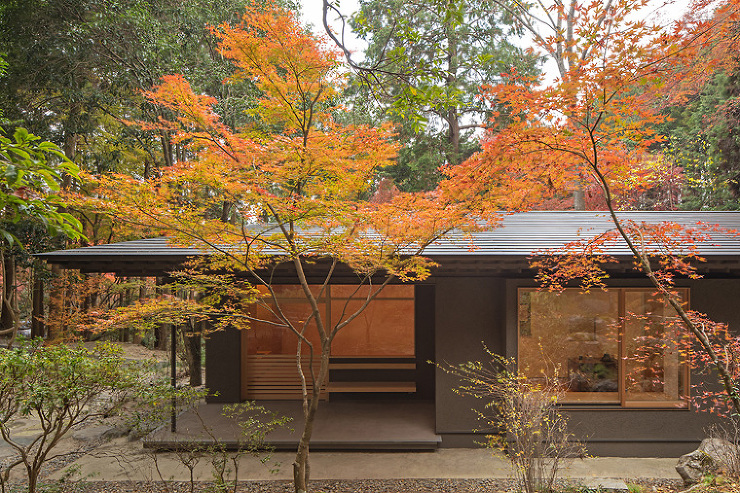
[145,399,440,451]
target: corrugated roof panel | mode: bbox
[35,211,740,261]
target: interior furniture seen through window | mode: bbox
[518,288,688,407]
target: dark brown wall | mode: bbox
[434,276,506,443]
[415,285,436,399]
[433,277,740,455]
[205,326,242,403]
[504,278,737,456]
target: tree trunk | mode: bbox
[444,2,461,167]
[154,277,167,349]
[1,252,15,334]
[134,279,146,344]
[47,264,65,340]
[161,133,174,167]
[292,349,330,493]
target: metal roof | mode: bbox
[35,211,740,273]
[38,237,203,259]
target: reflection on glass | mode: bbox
[518,288,688,407]
[331,298,415,356]
[246,285,415,357]
[246,302,324,355]
[624,290,687,405]
[519,289,620,403]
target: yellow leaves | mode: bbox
[214,3,343,130]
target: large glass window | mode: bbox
[246,285,415,357]
[245,285,325,355]
[518,288,688,407]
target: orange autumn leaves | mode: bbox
[89,3,476,281]
[442,0,740,211]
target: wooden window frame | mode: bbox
[517,287,690,409]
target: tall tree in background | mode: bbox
[0,0,274,200]
[0,0,285,246]
[658,61,740,210]
[346,0,537,191]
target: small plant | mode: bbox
[201,402,290,493]
[143,397,290,493]
[0,339,160,493]
[706,419,740,481]
[627,482,644,493]
[443,347,586,493]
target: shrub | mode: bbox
[444,348,585,493]
[0,339,159,493]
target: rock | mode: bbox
[676,437,739,486]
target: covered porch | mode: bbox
[145,399,440,450]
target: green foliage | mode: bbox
[0,127,83,244]
[627,483,644,493]
[144,399,291,493]
[0,339,158,493]
[348,0,539,190]
[658,62,740,210]
[0,0,271,189]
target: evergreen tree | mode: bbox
[348,0,538,191]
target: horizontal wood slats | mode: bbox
[328,381,417,393]
[244,354,327,400]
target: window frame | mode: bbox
[517,287,690,409]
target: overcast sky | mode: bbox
[299,0,695,82]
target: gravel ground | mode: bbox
[45,478,686,493]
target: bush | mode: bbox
[0,339,164,493]
[444,348,585,493]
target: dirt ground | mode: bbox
[82,340,170,362]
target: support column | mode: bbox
[31,264,45,339]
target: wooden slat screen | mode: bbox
[243,354,328,400]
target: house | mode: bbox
[37,211,740,456]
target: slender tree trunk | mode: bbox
[154,277,167,349]
[134,279,146,344]
[0,252,15,334]
[444,1,461,167]
[293,348,330,493]
[447,109,461,165]
[48,264,64,340]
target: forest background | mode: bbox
[0,0,738,362]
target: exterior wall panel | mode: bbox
[205,326,242,403]
[435,277,506,438]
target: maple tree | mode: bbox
[442,0,740,414]
[85,4,479,492]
